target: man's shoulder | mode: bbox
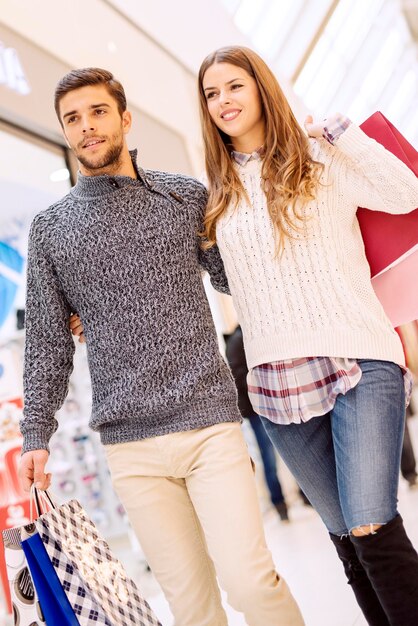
[30,191,75,232]
[144,169,207,198]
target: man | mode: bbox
[19,68,303,626]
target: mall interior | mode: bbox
[1,1,418,625]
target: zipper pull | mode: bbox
[169,191,184,204]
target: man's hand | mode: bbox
[69,313,85,343]
[19,449,51,492]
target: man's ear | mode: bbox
[122,110,132,135]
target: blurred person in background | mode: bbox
[401,408,418,488]
[225,324,290,521]
[397,325,418,489]
[225,324,311,521]
[198,45,418,626]
[18,67,304,626]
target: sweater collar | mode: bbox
[70,149,150,200]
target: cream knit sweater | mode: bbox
[216,124,418,370]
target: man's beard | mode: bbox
[75,133,124,174]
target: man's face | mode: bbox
[59,84,131,175]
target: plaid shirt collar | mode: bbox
[230,146,265,166]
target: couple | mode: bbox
[20,46,418,626]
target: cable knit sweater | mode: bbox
[21,154,240,453]
[216,124,418,370]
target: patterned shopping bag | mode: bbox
[35,499,162,626]
[37,526,112,626]
[20,524,81,626]
[1,525,45,626]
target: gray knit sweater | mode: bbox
[21,152,241,453]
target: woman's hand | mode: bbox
[69,313,85,343]
[304,113,345,137]
[304,114,327,138]
[304,113,350,144]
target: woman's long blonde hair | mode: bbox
[198,46,323,250]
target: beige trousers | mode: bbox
[104,422,304,626]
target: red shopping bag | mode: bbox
[371,248,418,328]
[358,111,418,277]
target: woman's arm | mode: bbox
[307,113,418,214]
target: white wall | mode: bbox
[0,0,308,175]
[107,0,250,73]
[0,0,248,175]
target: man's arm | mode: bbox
[19,216,75,490]
[194,182,231,294]
[198,243,230,295]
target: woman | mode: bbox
[198,45,418,626]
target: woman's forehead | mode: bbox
[203,62,250,86]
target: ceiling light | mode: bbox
[50,168,70,182]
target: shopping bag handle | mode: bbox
[30,484,57,521]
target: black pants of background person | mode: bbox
[401,409,418,487]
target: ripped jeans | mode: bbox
[261,360,405,535]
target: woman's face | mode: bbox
[202,62,265,152]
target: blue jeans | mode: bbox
[261,360,405,535]
[248,414,284,505]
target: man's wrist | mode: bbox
[20,431,50,455]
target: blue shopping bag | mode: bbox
[21,527,80,626]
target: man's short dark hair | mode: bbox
[54,68,127,124]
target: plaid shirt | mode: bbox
[247,357,361,424]
[247,358,412,424]
[232,117,412,424]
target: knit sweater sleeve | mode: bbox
[332,123,418,213]
[194,182,231,295]
[21,215,75,453]
[198,244,230,294]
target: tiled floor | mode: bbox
[111,412,418,626]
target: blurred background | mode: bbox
[0,2,418,624]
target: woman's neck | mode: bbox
[231,128,266,154]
